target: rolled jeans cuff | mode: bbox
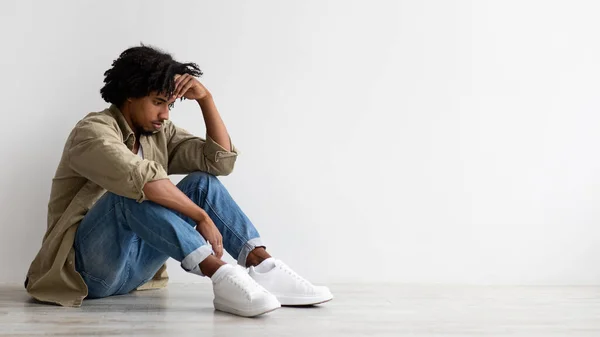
[237,237,265,267]
[181,244,213,276]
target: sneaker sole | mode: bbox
[277,294,334,306]
[214,300,281,318]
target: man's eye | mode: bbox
[168,103,175,110]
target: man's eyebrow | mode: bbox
[155,97,168,103]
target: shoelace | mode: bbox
[278,263,313,292]
[227,267,265,300]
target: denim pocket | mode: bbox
[79,270,113,298]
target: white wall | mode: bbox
[1,0,600,285]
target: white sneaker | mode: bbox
[211,265,281,317]
[248,259,333,306]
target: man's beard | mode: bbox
[140,129,156,136]
[136,123,160,136]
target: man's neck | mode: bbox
[119,104,140,141]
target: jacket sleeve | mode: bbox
[68,118,168,202]
[165,121,238,176]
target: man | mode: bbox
[25,45,332,317]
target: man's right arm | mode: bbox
[142,179,223,257]
[68,118,224,257]
[68,118,167,202]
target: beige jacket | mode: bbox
[25,105,238,307]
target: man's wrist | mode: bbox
[196,93,213,106]
[192,208,209,223]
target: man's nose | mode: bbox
[159,109,169,121]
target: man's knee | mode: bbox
[179,171,219,189]
[102,192,139,209]
[100,192,153,213]
[188,171,217,182]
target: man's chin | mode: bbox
[141,129,159,136]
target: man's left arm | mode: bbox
[167,74,238,175]
[197,94,232,152]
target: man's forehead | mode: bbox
[150,92,175,103]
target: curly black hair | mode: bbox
[100,44,203,107]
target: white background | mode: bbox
[1,0,600,285]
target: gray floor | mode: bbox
[1,283,600,336]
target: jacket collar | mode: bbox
[108,104,135,143]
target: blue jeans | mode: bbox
[74,172,263,298]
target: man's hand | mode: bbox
[195,215,224,258]
[171,73,233,155]
[173,74,211,101]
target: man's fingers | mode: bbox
[217,236,224,258]
[214,241,223,259]
[173,74,189,98]
[209,237,223,259]
[172,74,183,98]
[175,75,194,98]
[218,235,224,258]
[178,78,195,98]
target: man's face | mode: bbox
[128,92,174,135]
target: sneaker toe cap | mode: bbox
[314,285,333,297]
